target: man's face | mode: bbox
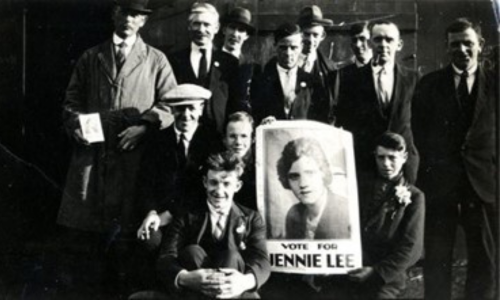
[204,170,242,212]
[223,121,253,158]
[223,23,249,52]
[351,28,371,62]
[447,27,483,71]
[287,156,326,206]
[112,7,147,39]
[171,103,204,133]
[374,146,407,180]
[276,33,303,69]
[188,12,220,47]
[370,23,403,66]
[302,25,325,55]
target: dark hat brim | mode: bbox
[298,18,334,27]
[114,1,152,14]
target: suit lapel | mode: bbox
[97,40,117,82]
[388,65,407,124]
[209,51,227,128]
[228,203,246,247]
[268,63,286,117]
[116,37,147,80]
[470,67,488,128]
[193,209,210,244]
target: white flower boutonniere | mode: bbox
[214,61,220,68]
[394,185,412,207]
[236,223,246,234]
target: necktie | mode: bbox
[177,134,186,168]
[377,67,389,106]
[198,48,208,83]
[213,213,225,241]
[457,71,469,107]
[115,42,127,70]
[283,70,295,115]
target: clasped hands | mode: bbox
[178,268,256,299]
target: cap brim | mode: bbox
[299,19,334,27]
[167,99,206,106]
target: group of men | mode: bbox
[57,0,497,299]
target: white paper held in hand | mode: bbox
[79,113,105,143]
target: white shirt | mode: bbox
[174,124,198,156]
[112,33,137,58]
[190,42,213,78]
[452,63,477,93]
[298,52,317,73]
[372,61,395,104]
[277,63,298,115]
[207,202,231,237]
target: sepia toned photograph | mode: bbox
[0,0,498,299]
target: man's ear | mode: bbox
[478,37,485,53]
[214,22,220,34]
[397,39,404,51]
[235,179,243,192]
[202,176,208,189]
[402,151,408,162]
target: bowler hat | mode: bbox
[297,5,333,28]
[223,7,255,35]
[164,84,212,106]
[115,0,152,15]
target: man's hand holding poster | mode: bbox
[256,121,362,274]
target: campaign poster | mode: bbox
[256,120,362,274]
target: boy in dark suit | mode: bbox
[346,132,425,299]
[250,22,324,125]
[156,152,270,299]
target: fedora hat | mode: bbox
[223,7,255,35]
[297,5,333,27]
[115,0,152,15]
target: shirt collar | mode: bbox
[451,63,478,76]
[192,42,213,54]
[355,58,370,68]
[174,124,198,143]
[276,63,298,75]
[113,33,137,48]
[371,60,395,74]
[207,201,232,217]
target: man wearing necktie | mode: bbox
[336,20,420,185]
[156,152,270,299]
[296,5,336,124]
[137,84,219,250]
[250,22,320,125]
[168,2,239,134]
[58,0,177,292]
[412,18,497,300]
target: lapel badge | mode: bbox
[300,81,307,88]
[214,61,220,68]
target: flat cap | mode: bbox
[164,84,212,106]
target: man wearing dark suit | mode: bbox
[168,3,239,134]
[136,84,218,249]
[346,132,424,299]
[296,5,336,124]
[412,18,497,300]
[220,7,257,113]
[336,20,419,184]
[156,152,271,299]
[250,23,322,125]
